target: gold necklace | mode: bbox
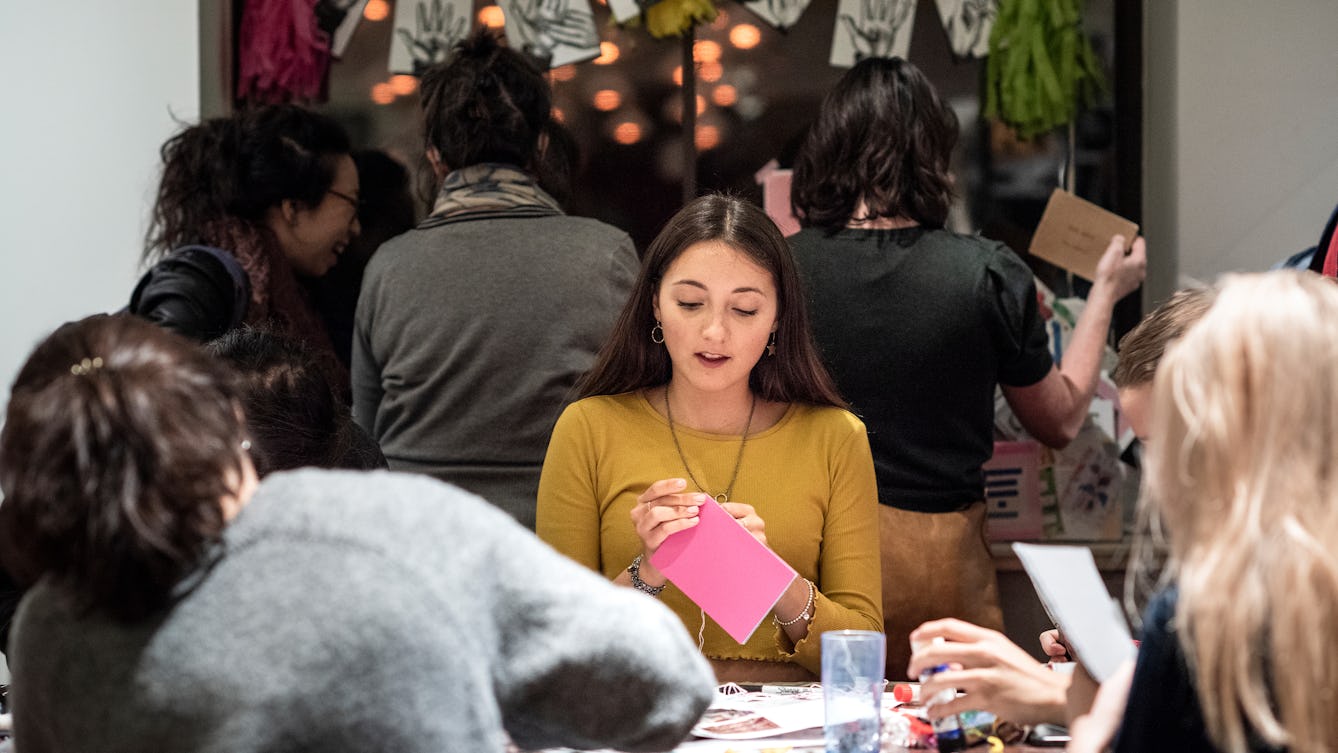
[664,387,756,504]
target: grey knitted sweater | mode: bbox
[352,208,637,530]
[7,470,714,753]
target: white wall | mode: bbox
[1144,0,1338,304]
[0,3,200,413]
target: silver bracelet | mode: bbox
[774,579,815,627]
[627,554,665,597]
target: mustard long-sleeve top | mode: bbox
[537,391,883,676]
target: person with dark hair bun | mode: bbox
[537,195,881,682]
[205,327,388,475]
[130,104,360,393]
[0,314,714,752]
[353,29,637,529]
[789,56,1147,680]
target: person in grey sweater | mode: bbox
[352,31,638,529]
[0,314,714,753]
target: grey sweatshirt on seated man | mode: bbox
[7,470,714,753]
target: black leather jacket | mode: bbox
[128,245,250,342]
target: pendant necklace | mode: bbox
[664,386,756,504]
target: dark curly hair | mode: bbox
[0,314,248,622]
[145,104,352,261]
[418,29,551,170]
[791,57,958,230]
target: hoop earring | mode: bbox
[766,331,776,357]
[651,322,665,344]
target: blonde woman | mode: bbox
[1073,270,1338,753]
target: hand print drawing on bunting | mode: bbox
[502,0,601,69]
[390,0,472,75]
[828,0,914,68]
[742,0,810,32]
[933,0,996,58]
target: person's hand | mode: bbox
[907,619,1071,727]
[1093,235,1147,303]
[1066,659,1135,753]
[1040,628,1072,662]
[630,478,704,559]
[720,501,767,548]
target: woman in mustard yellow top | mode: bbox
[537,195,882,681]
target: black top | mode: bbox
[1115,588,1284,753]
[790,226,1052,512]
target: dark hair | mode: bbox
[145,104,352,261]
[205,328,387,475]
[535,119,580,208]
[791,57,958,230]
[579,194,846,408]
[418,29,551,170]
[0,315,246,621]
[1112,287,1215,388]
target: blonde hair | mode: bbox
[1135,270,1338,753]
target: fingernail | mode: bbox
[686,506,699,515]
[672,478,687,489]
[697,493,710,504]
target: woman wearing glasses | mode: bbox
[129,104,361,393]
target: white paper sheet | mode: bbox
[1011,543,1137,682]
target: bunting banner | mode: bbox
[742,0,812,32]
[502,0,602,68]
[828,0,915,68]
[933,0,996,58]
[389,0,473,75]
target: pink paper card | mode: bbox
[650,497,798,644]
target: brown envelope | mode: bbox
[1028,189,1139,281]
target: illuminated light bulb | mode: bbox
[695,125,721,150]
[551,65,577,82]
[592,89,622,111]
[370,82,395,105]
[364,0,390,22]
[711,84,738,107]
[389,75,418,95]
[693,40,722,63]
[552,107,566,123]
[672,66,683,86]
[478,5,506,28]
[696,95,707,115]
[613,121,643,144]
[711,9,730,29]
[700,60,723,82]
[729,23,761,49]
[594,41,620,64]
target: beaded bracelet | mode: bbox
[774,579,815,627]
[627,554,665,597]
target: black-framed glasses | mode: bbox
[327,189,362,213]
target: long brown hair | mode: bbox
[579,194,845,408]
